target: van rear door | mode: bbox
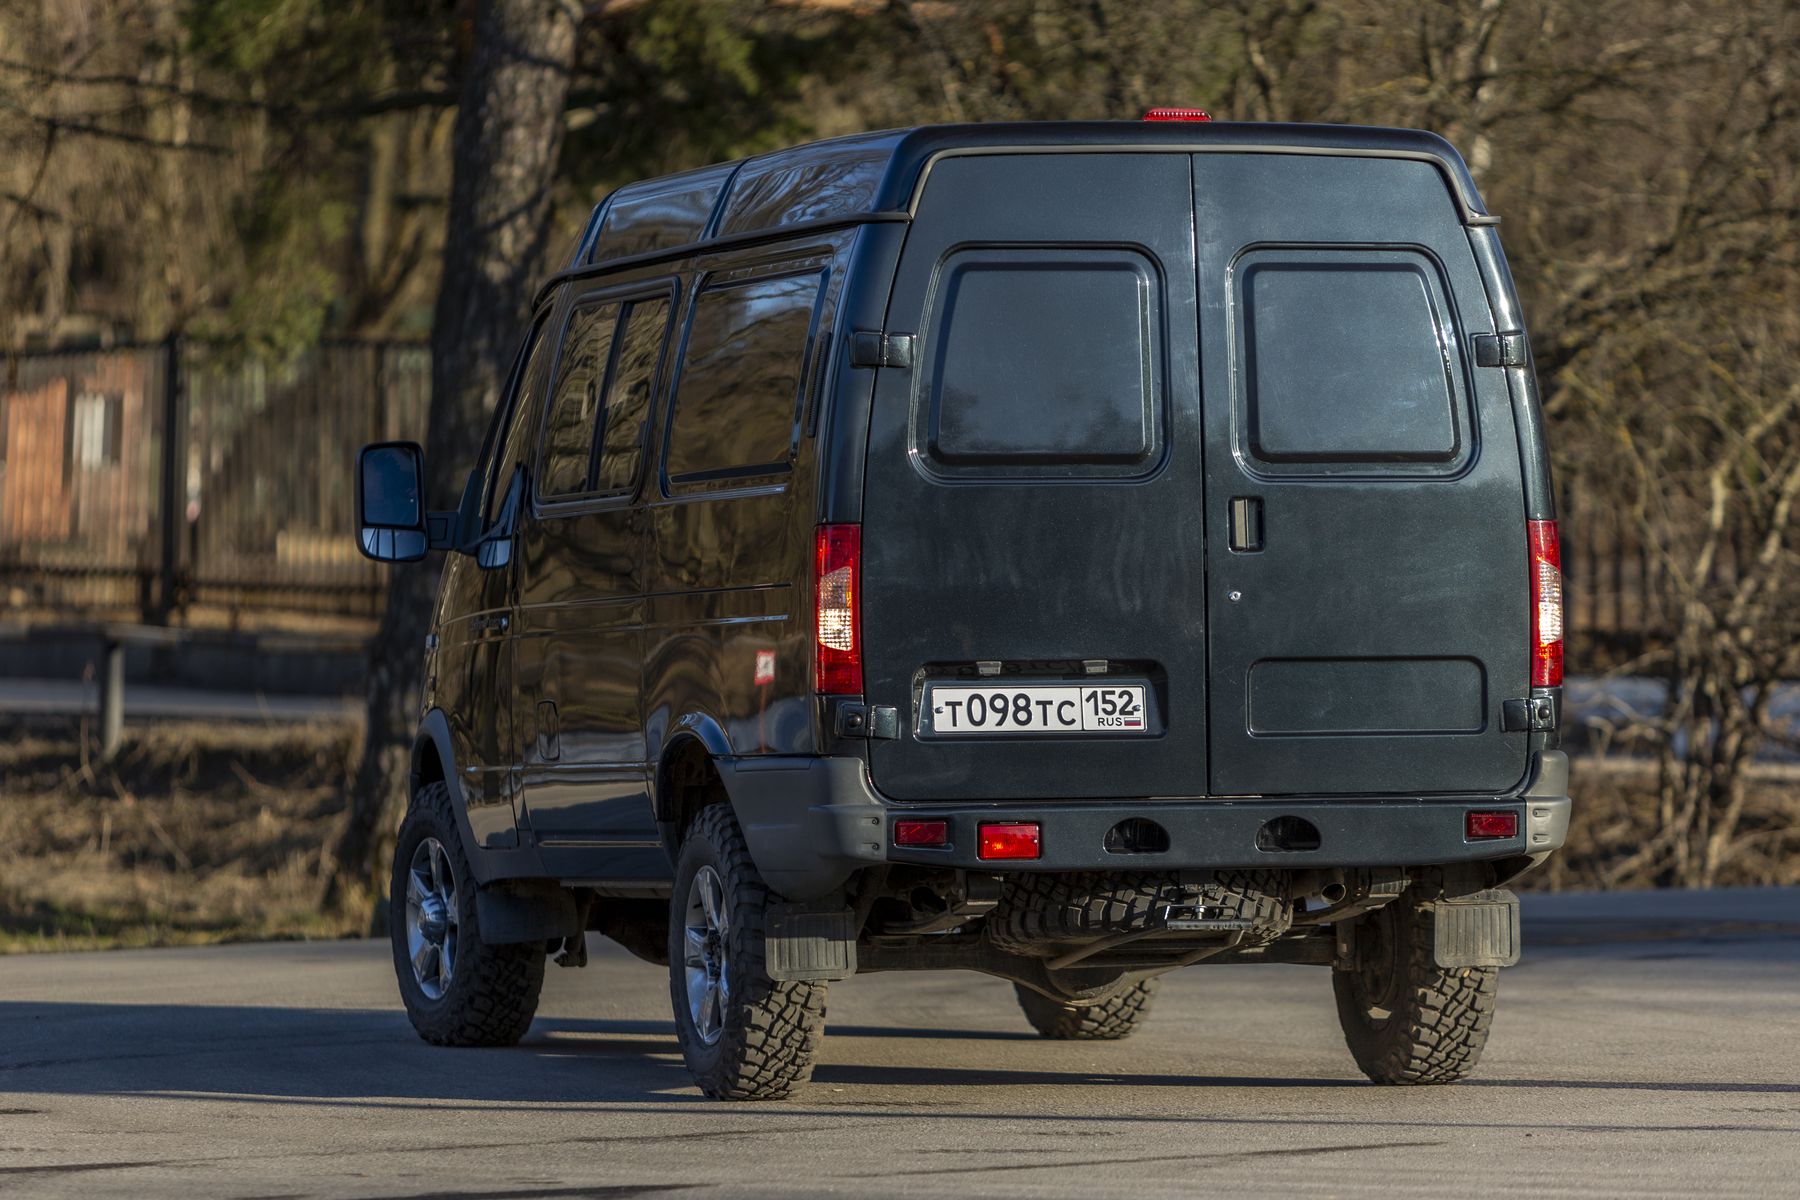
[1196,153,1530,796]
[860,153,1206,802]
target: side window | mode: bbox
[538,301,621,499]
[487,318,555,527]
[664,271,823,488]
[596,297,672,492]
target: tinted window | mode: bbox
[665,272,822,484]
[488,319,554,526]
[1239,251,1460,464]
[924,248,1156,472]
[539,301,621,498]
[597,297,671,493]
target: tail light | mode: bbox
[1142,106,1212,122]
[977,822,1041,861]
[814,523,862,694]
[1466,810,1519,840]
[1528,519,1563,687]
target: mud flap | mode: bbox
[1431,887,1521,968]
[764,902,858,982]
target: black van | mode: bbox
[356,117,1569,1100]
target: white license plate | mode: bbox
[922,683,1150,736]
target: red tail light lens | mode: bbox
[977,822,1041,861]
[1466,810,1519,840]
[1528,519,1563,687]
[814,523,862,694]
[1142,107,1212,122]
[894,819,948,848]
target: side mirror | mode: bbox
[355,441,429,562]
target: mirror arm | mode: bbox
[425,511,458,552]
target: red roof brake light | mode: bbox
[1142,107,1212,122]
[1528,519,1563,688]
[814,523,863,695]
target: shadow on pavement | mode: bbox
[6,1001,1798,1110]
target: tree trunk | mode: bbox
[324,0,579,924]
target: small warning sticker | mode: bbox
[754,650,776,686]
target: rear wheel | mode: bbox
[1015,979,1157,1040]
[668,803,828,1100]
[390,782,546,1047]
[1333,897,1496,1084]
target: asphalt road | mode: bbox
[4,889,1799,1200]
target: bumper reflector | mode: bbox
[977,822,1041,861]
[1466,810,1519,840]
[894,819,948,848]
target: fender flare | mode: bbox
[650,712,733,825]
[411,709,545,886]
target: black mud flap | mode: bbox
[764,902,858,982]
[1431,888,1521,968]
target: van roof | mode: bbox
[550,121,1493,297]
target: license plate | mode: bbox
[921,683,1151,736]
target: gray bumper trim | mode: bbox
[719,752,1571,900]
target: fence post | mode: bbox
[98,633,124,761]
[154,333,183,623]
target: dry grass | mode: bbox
[0,716,366,952]
[4,716,1797,952]
[1529,758,1800,892]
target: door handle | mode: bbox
[1229,497,1264,553]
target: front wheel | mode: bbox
[668,803,828,1100]
[1333,897,1497,1084]
[390,782,546,1046]
[1015,979,1157,1040]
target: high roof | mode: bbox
[557,121,1492,286]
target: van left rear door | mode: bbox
[860,152,1207,802]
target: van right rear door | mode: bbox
[1196,153,1531,797]
[859,153,1208,802]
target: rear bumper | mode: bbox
[722,751,1571,901]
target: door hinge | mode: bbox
[1472,331,1529,368]
[834,701,899,739]
[848,330,915,369]
[1501,695,1558,732]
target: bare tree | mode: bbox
[325,0,581,918]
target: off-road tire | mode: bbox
[668,803,828,1100]
[1015,979,1157,1040]
[987,869,1293,957]
[390,782,546,1047]
[1333,896,1497,1084]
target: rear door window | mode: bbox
[915,246,1163,479]
[664,270,824,489]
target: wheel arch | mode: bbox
[411,708,543,886]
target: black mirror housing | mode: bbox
[355,441,429,562]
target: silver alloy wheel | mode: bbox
[405,836,459,1001]
[682,864,730,1046]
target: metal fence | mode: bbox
[0,338,428,624]
[3,336,1655,648]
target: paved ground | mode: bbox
[3,889,1798,1199]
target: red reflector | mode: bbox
[1143,106,1212,122]
[977,822,1041,861]
[1466,810,1519,840]
[814,523,862,694]
[1528,519,1563,687]
[894,819,948,848]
